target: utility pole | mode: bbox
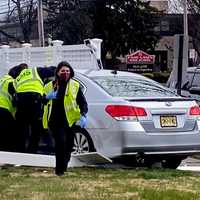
[181,0,189,89]
[37,0,45,47]
[183,0,188,36]
[176,0,188,95]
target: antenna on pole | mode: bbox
[37,0,45,47]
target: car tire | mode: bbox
[72,126,96,154]
[161,157,185,169]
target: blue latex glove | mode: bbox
[46,91,57,100]
[80,115,87,128]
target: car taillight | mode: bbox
[105,105,147,121]
[189,106,200,115]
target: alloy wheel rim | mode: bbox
[73,132,90,154]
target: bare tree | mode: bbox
[7,0,38,43]
[43,0,93,44]
[168,0,183,13]
[0,29,22,43]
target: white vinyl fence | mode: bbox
[0,39,103,76]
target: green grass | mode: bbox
[0,166,200,200]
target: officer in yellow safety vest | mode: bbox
[0,64,26,151]
[44,61,88,176]
[0,75,16,151]
[13,63,55,153]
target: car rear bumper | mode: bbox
[90,125,200,158]
[122,145,200,155]
[121,130,200,156]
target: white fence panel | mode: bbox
[0,39,102,76]
[60,45,97,69]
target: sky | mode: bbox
[0,0,14,20]
[168,0,184,14]
[0,0,10,13]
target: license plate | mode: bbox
[160,115,177,127]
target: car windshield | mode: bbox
[91,76,178,98]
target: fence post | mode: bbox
[22,43,32,66]
[52,40,63,66]
[0,45,10,69]
[84,38,103,68]
[90,38,102,60]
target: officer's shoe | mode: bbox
[55,171,64,176]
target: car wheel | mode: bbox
[161,157,185,169]
[72,126,96,154]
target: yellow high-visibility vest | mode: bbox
[14,68,44,95]
[0,75,16,116]
[43,79,81,128]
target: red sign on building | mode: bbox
[126,50,155,64]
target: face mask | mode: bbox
[59,72,68,80]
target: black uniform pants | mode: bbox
[15,92,43,153]
[0,108,16,151]
[50,123,75,174]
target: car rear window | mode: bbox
[91,76,178,98]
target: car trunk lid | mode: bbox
[126,98,199,133]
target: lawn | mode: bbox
[0,165,200,200]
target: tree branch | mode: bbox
[0,29,22,43]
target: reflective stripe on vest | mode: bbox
[63,80,81,127]
[42,81,53,129]
[14,68,44,95]
[0,75,16,115]
[42,79,81,128]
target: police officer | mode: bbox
[14,63,55,153]
[0,74,16,151]
[0,65,26,151]
[43,61,88,176]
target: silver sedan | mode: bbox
[71,69,200,168]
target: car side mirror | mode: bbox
[189,87,200,95]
